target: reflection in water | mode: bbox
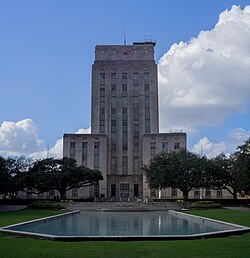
[11,211,236,236]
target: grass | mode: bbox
[0,208,249,258]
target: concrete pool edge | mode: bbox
[0,210,249,241]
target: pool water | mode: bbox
[8,211,239,236]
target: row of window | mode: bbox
[111,184,139,198]
[150,142,180,159]
[69,142,100,169]
[100,72,149,83]
[27,187,223,199]
[170,189,223,197]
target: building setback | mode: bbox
[63,41,187,199]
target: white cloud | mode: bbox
[0,119,91,160]
[75,128,91,134]
[29,126,92,160]
[0,119,43,157]
[158,5,250,132]
[192,128,250,157]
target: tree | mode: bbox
[233,137,250,196]
[0,156,9,196]
[27,157,103,199]
[5,156,33,198]
[143,149,206,200]
[205,154,239,199]
[206,138,250,199]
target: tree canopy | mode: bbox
[143,149,206,200]
[27,157,103,199]
[0,156,103,200]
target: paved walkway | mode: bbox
[224,206,250,212]
[0,205,27,212]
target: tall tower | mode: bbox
[91,42,158,198]
[63,41,186,200]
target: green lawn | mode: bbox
[0,208,249,258]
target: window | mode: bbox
[145,107,150,120]
[111,157,116,175]
[99,114,105,120]
[150,189,156,198]
[122,131,128,139]
[134,138,139,150]
[94,142,100,169]
[150,142,156,159]
[111,85,116,96]
[111,108,116,114]
[111,184,116,197]
[171,188,177,197]
[94,182,99,197]
[122,85,127,96]
[111,73,116,84]
[133,86,139,97]
[82,142,88,167]
[145,96,150,107]
[111,96,116,108]
[120,184,129,192]
[100,73,105,84]
[133,96,139,108]
[100,120,105,126]
[194,189,200,198]
[100,108,105,114]
[145,121,151,133]
[122,96,127,107]
[134,131,139,138]
[122,108,127,114]
[122,156,128,175]
[111,120,116,126]
[72,188,78,198]
[134,108,139,114]
[205,188,211,197]
[111,143,116,151]
[134,184,139,197]
[134,156,139,175]
[100,73,105,80]
[144,72,149,84]
[99,126,105,133]
[122,73,127,80]
[174,142,180,152]
[133,73,139,84]
[26,187,32,198]
[49,190,55,197]
[122,120,127,126]
[217,190,223,198]
[144,84,150,91]
[100,87,105,97]
[100,101,105,108]
[70,142,76,159]
[162,142,168,153]
[100,96,105,108]
[122,143,128,151]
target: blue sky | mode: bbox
[0,0,250,158]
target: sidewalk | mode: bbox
[0,205,27,212]
[224,206,250,212]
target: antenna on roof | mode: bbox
[47,143,50,158]
[124,23,126,45]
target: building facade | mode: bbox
[63,41,187,199]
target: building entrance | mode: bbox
[120,183,129,198]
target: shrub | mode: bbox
[175,199,184,203]
[190,201,221,209]
[27,200,63,210]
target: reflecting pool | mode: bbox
[6,210,241,236]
